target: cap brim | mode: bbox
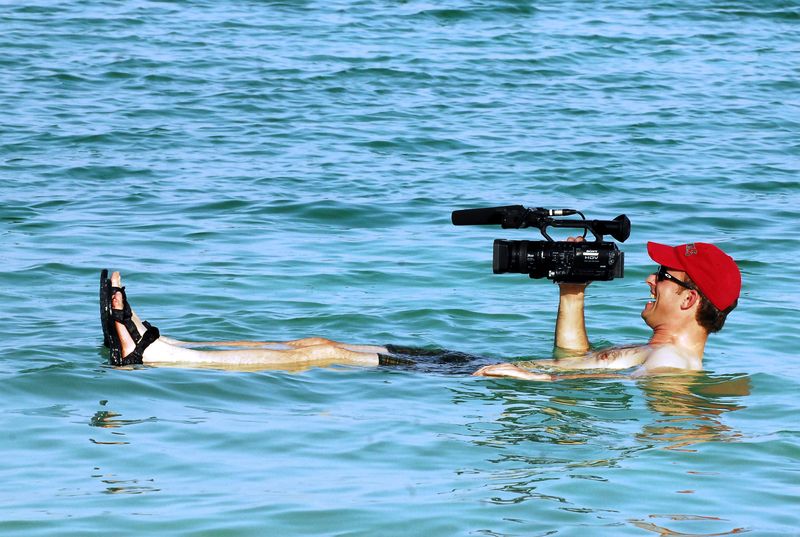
[647,242,685,271]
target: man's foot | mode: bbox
[111,272,138,358]
[104,271,160,366]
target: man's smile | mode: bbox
[643,279,659,314]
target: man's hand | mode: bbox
[558,281,588,295]
[473,363,553,381]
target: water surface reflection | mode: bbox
[453,373,750,524]
[636,374,750,452]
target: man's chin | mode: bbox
[641,302,655,324]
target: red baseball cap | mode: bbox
[647,242,741,311]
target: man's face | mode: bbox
[642,266,691,328]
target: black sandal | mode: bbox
[100,269,111,348]
[100,270,160,366]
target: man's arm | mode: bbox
[554,283,590,353]
[473,346,694,380]
[473,362,633,381]
[472,350,638,379]
[472,363,554,381]
[522,345,649,371]
[553,236,591,353]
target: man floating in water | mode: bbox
[100,240,740,379]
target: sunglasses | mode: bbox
[656,266,696,291]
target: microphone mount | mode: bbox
[451,205,630,243]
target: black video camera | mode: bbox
[451,205,630,283]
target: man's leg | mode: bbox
[110,272,382,367]
[138,338,381,366]
[168,336,386,354]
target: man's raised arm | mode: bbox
[554,236,591,354]
[554,282,590,353]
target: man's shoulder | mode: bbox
[639,345,700,374]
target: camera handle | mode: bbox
[537,212,589,242]
[544,214,630,243]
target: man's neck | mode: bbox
[648,326,708,360]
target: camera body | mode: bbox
[493,239,624,283]
[452,205,630,284]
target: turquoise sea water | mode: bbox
[2,1,799,535]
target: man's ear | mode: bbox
[680,289,701,310]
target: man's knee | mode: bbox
[301,342,347,360]
[292,337,335,347]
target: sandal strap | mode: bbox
[118,322,160,366]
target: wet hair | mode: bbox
[682,276,737,333]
